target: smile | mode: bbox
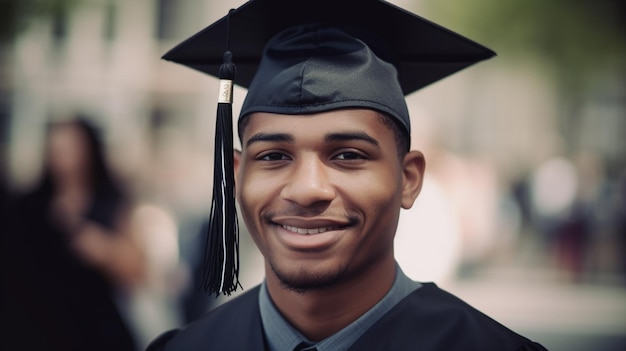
[281,225,340,235]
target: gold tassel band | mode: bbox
[218,79,233,104]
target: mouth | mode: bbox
[265,213,358,251]
[281,225,343,235]
[273,221,348,251]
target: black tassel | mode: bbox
[202,50,240,296]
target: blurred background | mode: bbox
[0,0,624,350]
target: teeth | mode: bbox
[283,225,335,235]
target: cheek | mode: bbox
[361,180,403,239]
[342,168,403,206]
[237,170,280,225]
[344,170,403,240]
[238,172,276,203]
[363,187,402,230]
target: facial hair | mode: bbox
[269,258,346,294]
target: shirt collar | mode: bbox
[259,264,421,351]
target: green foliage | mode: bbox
[0,0,84,44]
[423,0,626,90]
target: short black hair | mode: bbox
[376,112,409,159]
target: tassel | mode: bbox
[202,48,241,296]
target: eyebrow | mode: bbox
[325,132,380,148]
[245,131,380,148]
[246,133,294,147]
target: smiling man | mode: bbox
[147,0,548,350]
[236,109,422,296]
[234,108,425,346]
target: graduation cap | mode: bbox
[162,0,495,296]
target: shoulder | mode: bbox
[350,283,547,350]
[146,285,265,351]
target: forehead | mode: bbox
[241,109,393,142]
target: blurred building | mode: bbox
[6,0,214,196]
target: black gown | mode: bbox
[0,190,137,351]
[147,283,547,351]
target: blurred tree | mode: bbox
[0,0,84,44]
[423,0,625,91]
[422,0,626,161]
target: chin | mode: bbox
[270,259,345,293]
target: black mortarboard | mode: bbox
[162,0,495,295]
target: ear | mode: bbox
[233,150,242,188]
[400,150,426,209]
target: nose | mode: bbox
[280,155,336,207]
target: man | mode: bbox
[148,0,548,349]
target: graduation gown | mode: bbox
[147,283,547,351]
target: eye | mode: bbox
[258,152,290,161]
[334,151,366,161]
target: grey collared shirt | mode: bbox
[259,264,422,351]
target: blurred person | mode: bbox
[618,170,626,284]
[142,126,221,324]
[529,156,588,279]
[147,1,547,350]
[396,108,504,285]
[577,156,626,284]
[529,154,620,282]
[0,116,142,350]
[571,167,626,285]
[123,202,185,349]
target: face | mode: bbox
[47,123,91,181]
[235,109,424,292]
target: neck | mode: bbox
[266,257,396,341]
